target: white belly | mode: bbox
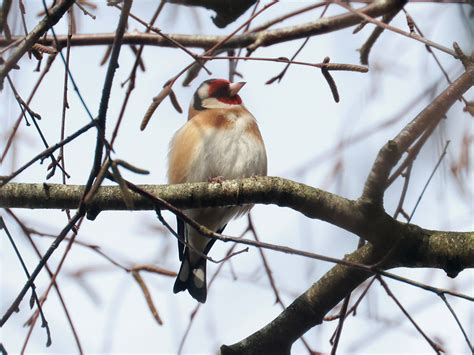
[183,111,267,261]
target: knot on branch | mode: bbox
[453,42,473,70]
[444,258,462,279]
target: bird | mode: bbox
[167,78,267,303]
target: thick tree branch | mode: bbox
[220,228,474,354]
[0,177,365,235]
[1,177,472,275]
[393,228,474,277]
[221,244,378,355]
[0,0,406,51]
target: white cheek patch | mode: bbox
[193,268,205,288]
[198,84,209,100]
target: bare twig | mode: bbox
[0,119,98,186]
[83,0,132,195]
[336,1,457,58]
[131,271,163,325]
[251,2,329,32]
[0,212,81,327]
[330,295,350,354]
[386,119,439,188]
[0,0,75,87]
[0,217,51,347]
[1,2,408,52]
[21,216,85,353]
[358,4,404,65]
[5,209,83,353]
[376,276,444,354]
[408,140,450,221]
[438,293,473,352]
[201,53,368,72]
[362,67,473,204]
[110,2,166,146]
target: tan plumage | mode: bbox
[168,107,265,184]
[168,79,267,302]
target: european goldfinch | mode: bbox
[168,79,267,303]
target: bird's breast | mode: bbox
[186,109,267,182]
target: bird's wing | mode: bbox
[202,224,226,255]
[177,216,185,261]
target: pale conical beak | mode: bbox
[228,81,246,97]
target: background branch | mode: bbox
[0,0,75,87]
[361,66,473,204]
[220,244,381,355]
[0,0,407,51]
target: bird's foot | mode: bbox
[208,176,225,184]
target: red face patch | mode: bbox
[217,96,242,105]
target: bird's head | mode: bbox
[189,79,246,118]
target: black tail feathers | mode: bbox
[173,251,208,303]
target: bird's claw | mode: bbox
[208,176,225,184]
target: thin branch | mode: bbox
[83,0,132,195]
[0,52,54,162]
[2,177,472,291]
[393,163,413,220]
[20,216,85,354]
[131,271,163,325]
[408,140,450,221]
[0,119,98,186]
[251,2,329,32]
[0,1,409,52]
[248,215,283,305]
[330,294,350,354]
[0,217,51,347]
[386,119,439,188]
[0,211,82,327]
[336,0,457,58]
[376,276,444,354]
[0,0,75,87]
[110,1,166,147]
[438,293,474,352]
[200,54,368,72]
[119,3,210,74]
[358,4,404,65]
[5,209,83,353]
[361,67,473,205]
[324,277,376,321]
[5,75,70,180]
